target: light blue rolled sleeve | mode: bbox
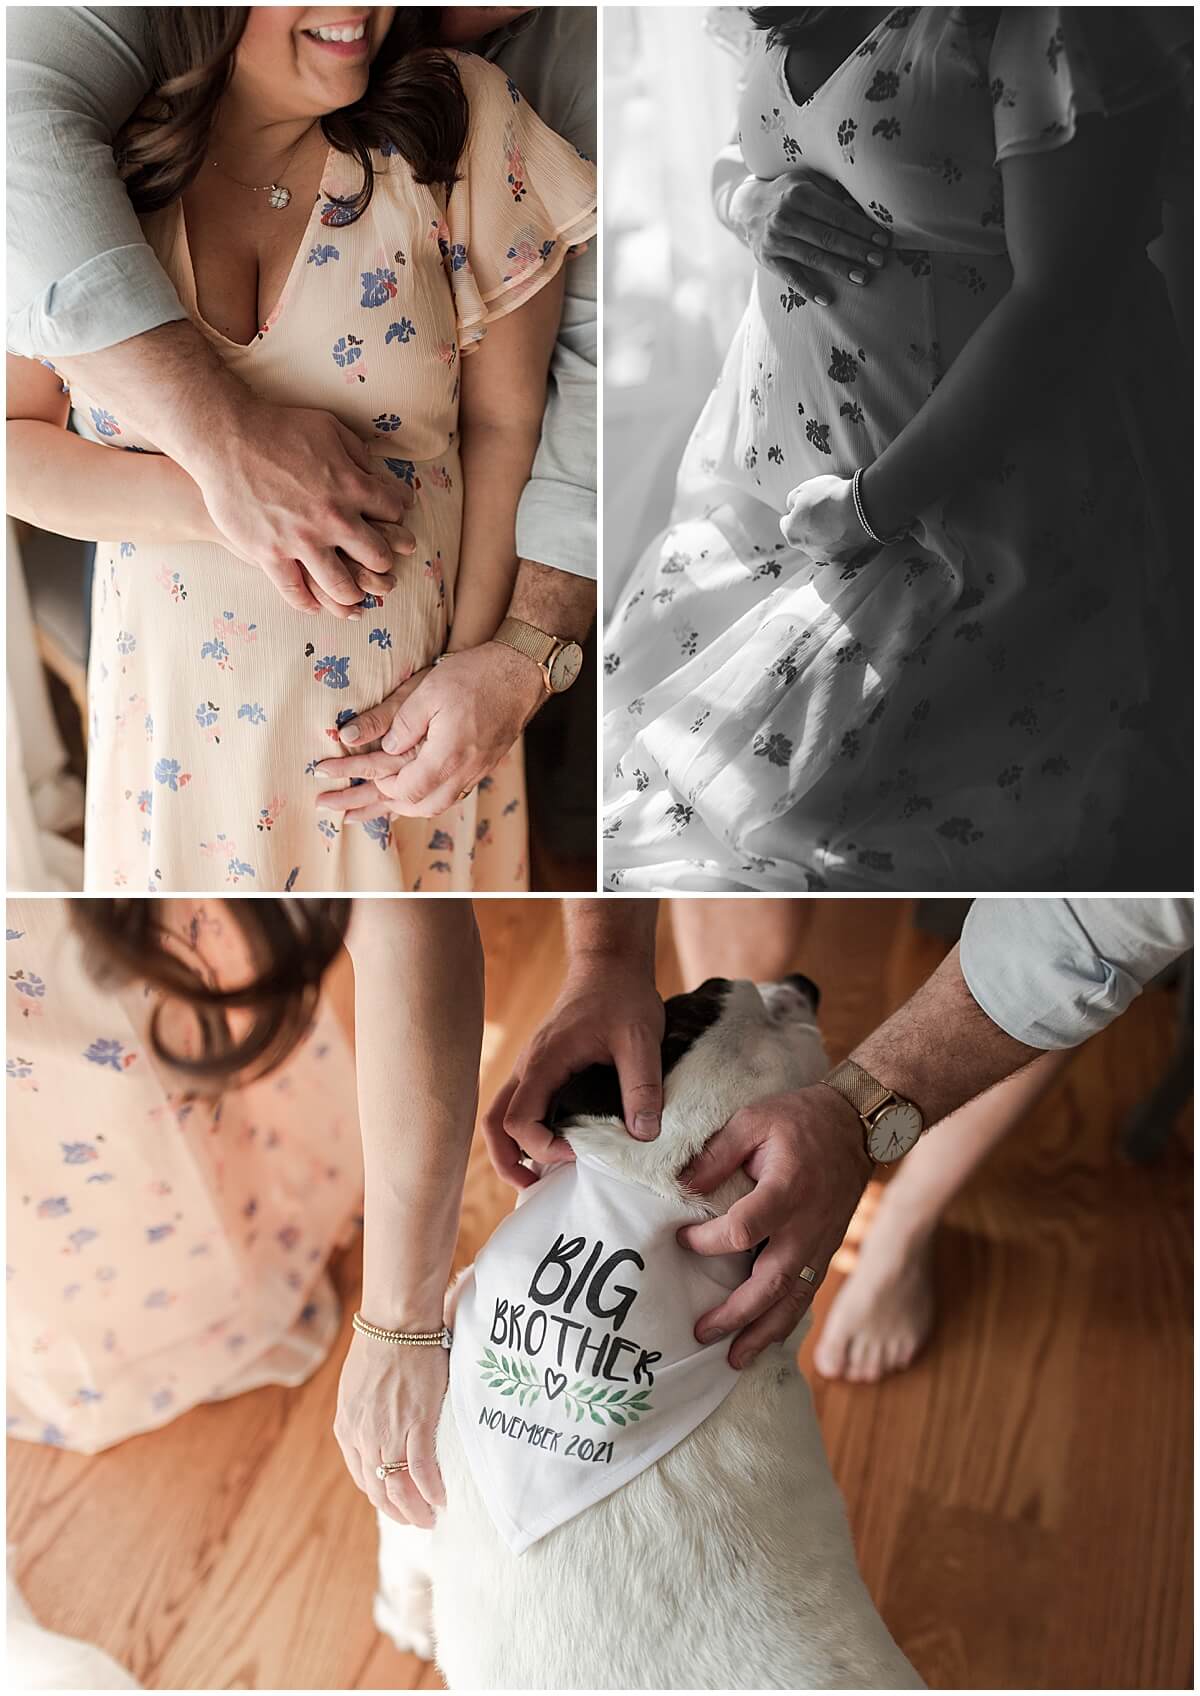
[960,898,1193,1050]
[6,6,187,358]
[489,9,597,581]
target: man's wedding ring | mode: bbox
[376,1460,409,1480]
[798,1265,818,1285]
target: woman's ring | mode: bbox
[798,1265,818,1285]
[376,1460,409,1480]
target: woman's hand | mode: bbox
[333,1330,449,1527]
[728,170,889,304]
[314,643,543,820]
[779,472,879,562]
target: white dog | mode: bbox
[376,975,923,1690]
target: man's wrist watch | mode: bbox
[493,616,584,695]
[820,1059,924,1164]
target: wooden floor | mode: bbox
[7,899,1192,1689]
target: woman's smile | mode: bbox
[299,13,372,60]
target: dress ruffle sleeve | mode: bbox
[986,7,1192,163]
[442,52,597,353]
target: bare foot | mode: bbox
[813,1220,935,1383]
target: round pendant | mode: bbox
[266,184,291,210]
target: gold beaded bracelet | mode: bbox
[352,1312,452,1348]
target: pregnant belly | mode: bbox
[88,525,449,787]
[710,250,1008,512]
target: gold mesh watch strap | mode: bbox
[822,1058,893,1120]
[494,616,556,668]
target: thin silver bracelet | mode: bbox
[352,1312,452,1348]
[851,467,909,547]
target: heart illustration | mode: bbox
[544,1370,567,1400]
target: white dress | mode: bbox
[603,8,1189,891]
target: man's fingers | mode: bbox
[611,1025,663,1140]
[338,689,406,748]
[504,1054,580,1164]
[678,1182,790,1259]
[679,1114,759,1196]
[482,1076,540,1190]
[692,1244,812,1347]
[337,518,403,578]
[381,699,433,759]
[374,520,417,557]
[727,1284,816,1370]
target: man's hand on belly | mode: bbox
[728,170,890,305]
[312,644,544,821]
[189,393,418,615]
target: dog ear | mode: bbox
[549,978,733,1130]
[783,972,820,1011]
[548,1063,624,1128]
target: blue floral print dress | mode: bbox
[603,9,1188,890]
[6,900,362,1453]
[66,55,595,893]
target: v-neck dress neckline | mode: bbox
[177,147,336,352]
[777,9,897,110]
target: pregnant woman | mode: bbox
[6,8,595,893]
[7,893,481,1517]
[603,7,1190,891]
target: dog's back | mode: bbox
[430,979,922,1690]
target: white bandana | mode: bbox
[449,1152,751,1554]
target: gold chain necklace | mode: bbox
[208,124,317,211]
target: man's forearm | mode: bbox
[563,899,659,971]
[850,944,1043,1129]
[507,556,594,642]
[57,320,251,476]
[348,901,484,1324]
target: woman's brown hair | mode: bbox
[71,899,351,1087]
[116,8,469,219]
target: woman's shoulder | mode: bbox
[442,48,516,107]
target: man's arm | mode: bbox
[6,6,412,605]
[682,898,1193,1366]
[489,8,597,584]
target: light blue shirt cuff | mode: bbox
[7,245,187,360]
[960,898,1193,1050]
[517,479,596,580]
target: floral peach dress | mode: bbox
[66,53,596,893]
[6,899,363,1453]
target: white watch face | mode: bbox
[547,642,583,693]
[866,1100,922,1163]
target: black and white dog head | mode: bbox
[549,975,829,1210]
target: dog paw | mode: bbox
[373,1582,435,1662]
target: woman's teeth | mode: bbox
[306,22,365,41]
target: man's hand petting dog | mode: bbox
[679,1086,871,1369]
[334,1328,448,1527]
[312,642,543,821]
[484,960,667,1189]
